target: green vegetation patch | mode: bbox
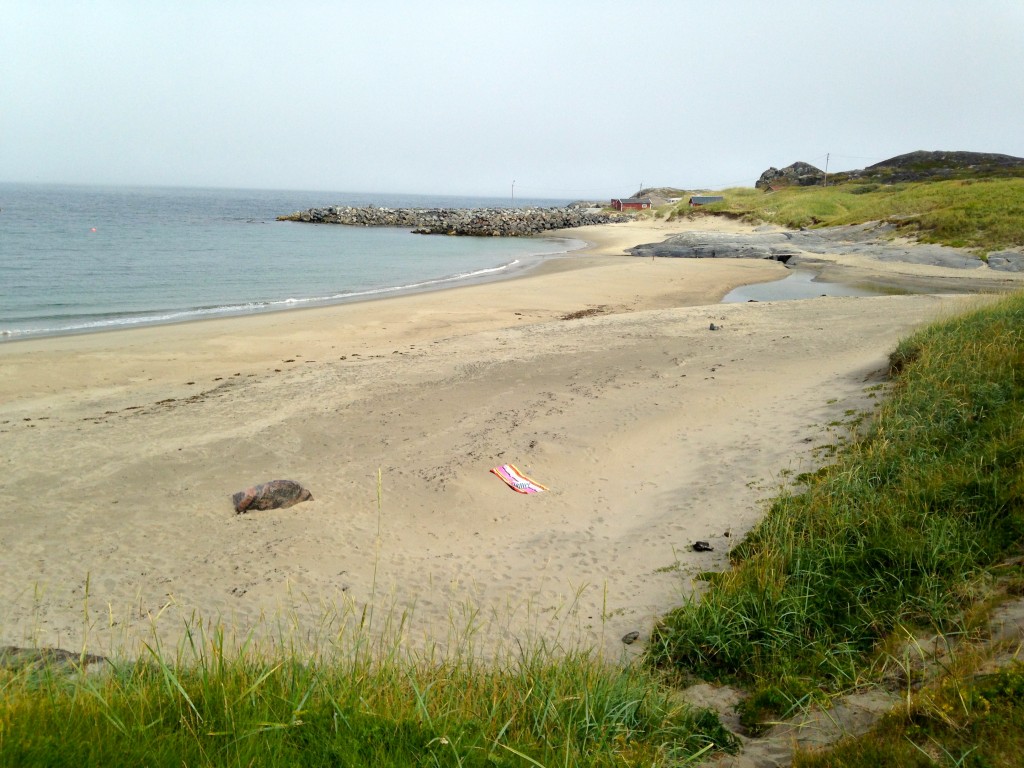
[0,639,738,767]
[670,178,1024,253]
[793,662,1024,767]
[648,293,1024,721]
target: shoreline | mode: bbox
[0,232,589,345]
[0,217,1012,660]
[0,219,788,407]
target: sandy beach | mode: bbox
[1,218,1018,661]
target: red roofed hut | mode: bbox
[611,197,652,211]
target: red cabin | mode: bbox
[611,197,652,211]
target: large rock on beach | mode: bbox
[986,251,1024,272]
[232,480,313,514]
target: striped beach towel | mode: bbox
[490,464,548,494]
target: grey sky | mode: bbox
[3,1,1023,199]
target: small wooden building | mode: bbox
[688,196,725,207]
[611,197,652,211]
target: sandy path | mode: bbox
[0,218,1006,660]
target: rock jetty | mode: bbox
[277,206,619,236]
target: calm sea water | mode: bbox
[0,184,578,340]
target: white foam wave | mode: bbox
[0,259,525,341]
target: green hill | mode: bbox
[670,176,1024,253]
[833,149,1024,184]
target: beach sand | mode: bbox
[0,218,1017,661]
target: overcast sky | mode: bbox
[3,1,1023,199]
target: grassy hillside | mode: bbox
[650,292,1024,760]
[668,178,1024,254]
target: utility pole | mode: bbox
[823,153,829,187]
[511,180,516,206]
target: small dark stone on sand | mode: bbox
[693,541,714,552]
[621,631,640,645]
[1,645,107,672]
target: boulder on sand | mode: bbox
[232,480,313,514]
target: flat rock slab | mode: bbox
[629,224,990,270]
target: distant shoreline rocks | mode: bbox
[277,205,621,236]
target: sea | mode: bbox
[0,183,580,341]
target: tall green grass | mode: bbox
[793,661,1024,766]
[670,178,1024,253]
[0,612,738,766]
[649,293,1024,713]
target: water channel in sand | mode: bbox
[722,269,885,303]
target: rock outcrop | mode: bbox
[755,162,826,189]
[833,150,1024,184]
[278,206,620,236]
[628,222,991,269]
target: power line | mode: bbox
[829,153,888,162]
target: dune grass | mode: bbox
[669,178,1024,253]
[0,598,739,767]
[649,292,1024,736]
[0,622,739,767]
[792,661,1024,767]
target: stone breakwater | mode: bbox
[277,206,619,236]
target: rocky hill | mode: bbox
[834,150,1024,183]
[754,162,826,189]
[757,151,1024,189]
[633,187,689,200]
